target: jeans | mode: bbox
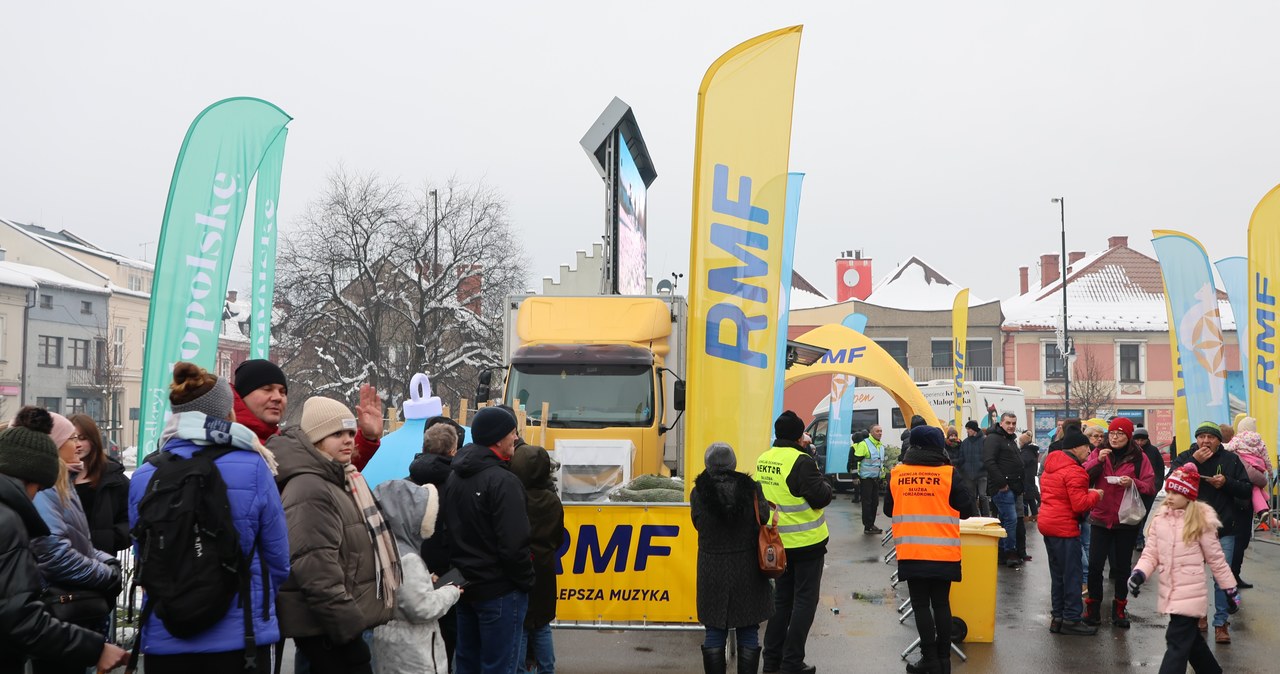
[906,579,953,653]
[1159,614,1221,674]
[1087,525,1139,602]
[1014,494,1027,558]
[860,478,881,529]
[992,489,1017,553]
[456,591,529,674]
[1079,520,1091,571]
[763,554,824,671]
[517,623,555,673]
[704,624,761,650]
[1213,535,1236,627]
[1043,535,1084,621]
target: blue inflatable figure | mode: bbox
[361,373,467,488]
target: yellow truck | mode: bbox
[501,293,699,626]
[502,294,687,480]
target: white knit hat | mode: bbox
[301,397,357,444]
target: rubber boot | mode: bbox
[1083,598,1102,626]
[1112,599,1130,629]
[905,642,940,674]
[738,646,763,674]
[702,645,727,674]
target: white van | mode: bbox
[806,381,1026,488]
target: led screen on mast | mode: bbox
[615,131,648,294]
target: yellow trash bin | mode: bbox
[949,517,1007,643]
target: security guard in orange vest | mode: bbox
[884,425,975,674]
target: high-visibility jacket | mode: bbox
[853,437,886,479]
[755,446,829,549]
[888,463,961,562]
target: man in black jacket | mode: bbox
[983,412,1024,567]
[0,424,129,673]
[1171,421,1252,641]
[1132,427,1165,552]
[444,407,535,674]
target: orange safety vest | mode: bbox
[888,463,961,562]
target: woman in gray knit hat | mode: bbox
[690,442,774,674]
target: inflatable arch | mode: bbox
[784,324,941,429]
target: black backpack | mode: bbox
[129,439,269,670]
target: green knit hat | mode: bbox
[0,425,60,488]
[1194,421,1223,441]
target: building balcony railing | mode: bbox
[912,366,1004,383]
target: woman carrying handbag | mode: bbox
[691,443,774,674]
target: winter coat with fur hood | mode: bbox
[270,426,395,644]
[370,480,461,674]
[690,469,774,629]
[1133,503,1236,618]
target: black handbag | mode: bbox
[41,586,112,624]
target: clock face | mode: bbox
[843,267,861,288]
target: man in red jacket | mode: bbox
[1038,430,1104,636]
[232,359,384,470]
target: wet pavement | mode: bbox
[552,495,1280,673]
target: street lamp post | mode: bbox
[429,189,440,276]
[1051,197,1070,419]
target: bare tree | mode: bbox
[273,169,528,415]
[1069,349,1116,420]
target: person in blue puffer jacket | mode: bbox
[128,362,291,673]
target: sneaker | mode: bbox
[1236,578,1254,590]
[1060,621,1098,636]
[864,526,883,535]
[1197,616,1208,632]
[1049,618,1063,633]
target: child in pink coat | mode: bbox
[1128,465,1240,674]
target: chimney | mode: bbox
[1107,235,1128,249]
[226,289,238,303]
[1018,267,1029,295]
[1068,251,1085,265]
[1040,254,1060,288]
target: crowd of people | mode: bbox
[1,359,563,674]
[2,357,1275,674]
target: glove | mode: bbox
[1127,570,1146,597]
[1225,588,1241,614]
[103,565,123,598]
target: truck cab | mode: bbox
[502,295,687,477]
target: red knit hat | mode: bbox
[1165,463,1200,500]
[1108,417,1135,441]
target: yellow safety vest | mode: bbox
[755,446,830,549]
[888,463,961,562]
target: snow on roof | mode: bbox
[1002,244,1236,332]
[0,261,110,294]
[0,266,37,289]
[860,257,991,311]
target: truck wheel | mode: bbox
[951,616,968,643]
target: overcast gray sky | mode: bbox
[5,1,1278,302]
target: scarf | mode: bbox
[345,463,402,607]
[160,411,280,475]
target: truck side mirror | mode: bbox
[475,370,493,404]
[673,380,686,411]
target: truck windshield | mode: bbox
[507,363,654,427]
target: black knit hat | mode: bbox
[964,420,981,433]
[774,410,805,442]
[0,425,60,488]
[909,425,946,450]
[233,359,288,398]
[471,407,517,447]
[1061,430,1091,451]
